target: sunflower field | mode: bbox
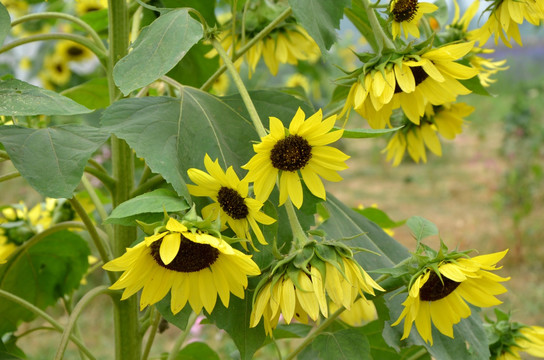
[1,0,544,359]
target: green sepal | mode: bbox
[293,245,315,271]
[135,219,166,235]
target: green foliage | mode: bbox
[156,294,193,330]
[161,0,217,26]
[406,216,439,242]
[105,188,189,226]
[299,328,371,360]
[0,230,90,335]
[353,207,405,229]
[0,3,10,47]
[61,77,110,110]
[0,79,92,116]
[175,342,220,360]
[0,125,109,198]
[113,9,204,95]
[166,43,220,88]
[345,0,379,52]
[288,0,351,54]
[338,126,405,139]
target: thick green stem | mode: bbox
[84,166,116,190]
[200,7,292,91]
[0,33,107,62]
[284,199,308,247]
[11,12,106,53]
[212,38,267,138]
[358,0,396,52]
[131,175,166,197]
[55,286,112,360]
[107,0,141,359]
[81,175,114,241]
[0,290,96,360]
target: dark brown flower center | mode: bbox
[392,0,419,22]
[394,66,429,93]
[270,135,312,172]
[150,235,219,272]
[217,186,249,220]
[419,270,461,301]
[68,46,84,57]
[55,63,65,73]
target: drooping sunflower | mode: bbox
[55,40,94,62]
[383,102,473,166]
[242,108,349,208]
[329,297,378,327]
[469,0,544,47]
[103,217,261,314]
[496,326,544,359]
[392,249,510,345]
[250,256,383,335]
[390,0,438,39]
[187,154,276,250]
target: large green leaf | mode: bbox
[100,88,258,201]
[406,216,438,242]
[166,43,220,88]
[161,0,217,26]
[61,77,110,110]
[318,194,410,270]
[299,328,371,360]
[113,9,203,95]
[175,342,220,360]
[288,0,350,53]
[0,3,10,47]
[0,79,92,116]
[105,188,189,226]
[0,125,109,198]
[0,230,90,335]
[206,287,267,360]
[155,294,193,330]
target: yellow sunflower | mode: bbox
[55,40,94,62]
[75,0,108,16]
[329,297,378,327]
[103,217,261,314]
[342,42,478,128]
[250,257,383,335]
[285,73,311,93]
[187,154,276,250]
[390,0,438,39]
[497,326,544,359]
[211,73,230,96]
[470,0,544,47]
[468,49,508,87]
[0,226,17,264]
[242,108,349,208]
[392,250,510,345]
[43,54,71,86]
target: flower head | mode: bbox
[392,249,510,345]
[43,54,71,86]
[103,217,261,314]
[242,108,349,208]
[390,0,438,39]
[187,155,276,250]
[55,40,94,62]
[75,0,108,16]
[329,297,378,327]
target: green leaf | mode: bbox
[61,77,110,110]
[206,288,267,360]
[319,194,410,270]
[80,8,109,33]
[0,230,90,335]
[288,0,351,53]
[273,323,313,339]
[0,3,10,47]
[161,0,217,26]
[344,1,379,52]
[460,76,491,96]
[105,188,189,225]
[299,328,371,360]
[0,79,92,116]
[0,125,109,198]
[155,293,193,330]
[100,88,258,201]
[406,216,438,242]
[432,0,449,27]
[113,9,203,95]
[353,207,405,229]
[175,342,220,360]
[336,126,404,139]
[166,43,220,88]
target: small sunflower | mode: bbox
[329,297,378,327]
[242,108,349,208]
[392,250,510,345]
[497,326,544,359]
[187,155,276,250]
[211,73,230,96]
[55,40,94,62]
[468,49,508,87]
[390,0,438,39]
[43,54,71,86]
[250,257,383,335]
[104,217,261,314]
[285,73,311,93]
[0,227,17,264]
[75,0,108,16]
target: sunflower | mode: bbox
[210,73,230,96]
[0,226,17,264]
[242,108,349,208]
[103,217,261,314]
[329,297,378,327]
[75,0,108,16]
[55,40,94,62]
[469,0,544,47]
[250,257,383,335]
[187,155,276,250]
[341,42,478,128]
[383,102,473,166]
[497,326,544,359]
[468,49,508,87]
[43,54,71,86]
[392,250,510,345]
[285,73,311,93]
[390,0,438,39]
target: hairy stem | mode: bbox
[358,0,396,52]
[0,171,21,183]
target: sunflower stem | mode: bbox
[200,7,292,91]
[166,311,199,360]
[357,0,396,52]
[55,286,112,360]
[84,166,116,191]
[107,0,141,359]
[284,307,345,360]
[80,175,114,241]
[211,37,267,138]
[142,309,161,360]
[0,170,21,183]
[0,289,97,360]
[284,199,308,247]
